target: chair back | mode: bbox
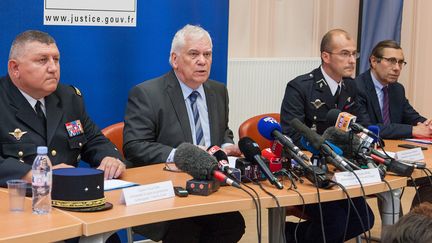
[238,113,280,149]
[101,122,125,156]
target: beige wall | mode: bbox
[229,0,431,118]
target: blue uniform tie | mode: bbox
[189,91,205,146]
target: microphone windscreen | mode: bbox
[322,127,362,159]
[326,108,342,125]
[257,117,281,140]
[368,125,380,143]
[289,118,324,150]
[174,143,218,180]
[300,136,320,155]
[238,137,261,162]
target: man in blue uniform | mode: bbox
[0,30,126,187]
[281,29,374,243]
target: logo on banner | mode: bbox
[44,0,137,27]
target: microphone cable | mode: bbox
[312,170,327,243]
[328,180,364,242]
[421,167,432,189]
[279,169,307,243]
[236,176,262,243]
[350,171,372,243]
[252,179,286,243]
[408,175,422,209]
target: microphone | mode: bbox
[327,109,379,139]
[174,143,241,188]
[289,118,354,172]
[261,148,283,172]
[257,116,310,161]
[323,128,414,177]
[207,145,231,173]
[238,137,284,189]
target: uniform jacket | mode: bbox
[355,70,426,139]
[123,69,234,166]
[281,67,370,146]
[0,75,122,186]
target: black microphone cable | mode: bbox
[421,167,432,189]
[328,180,353,242]
[349,171,372,243]
[329,180,371,242]
[235,175,262,243]
[312,169,327,243]
[408,175,422,212]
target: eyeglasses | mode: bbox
[164,162,183,172]
[327,51,360,59]
[379,56,407,67]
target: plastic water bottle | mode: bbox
[32,146,52,214]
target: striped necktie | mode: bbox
[382,86,390,125]
[189,91,205,146]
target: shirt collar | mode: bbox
[320,66,342,95]
[18,89,45,109]
[370,70,386,90]
[175,73,205,100]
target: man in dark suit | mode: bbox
[0,30,126,187]
[281,29,374,243]
[123,25,245,243]
[355,40,431,139]
[355,40,432,210]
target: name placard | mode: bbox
[121,180,174,206]
[395,148,424,161]
[333,168,382,187]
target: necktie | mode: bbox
[382,86,390,125]
[334,85,341,107]
[189,91,205,146]
[35,101,47,139]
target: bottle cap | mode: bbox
[37,146,48,155]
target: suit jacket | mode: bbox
[0,75,122,186]
[123,69,234,166]
[355,70,426,139]
[281,67,370,146]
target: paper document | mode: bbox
[104,179,138,191]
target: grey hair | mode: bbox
[169,24,212,66]
[9,30,56,60]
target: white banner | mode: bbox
[44,0,137,27]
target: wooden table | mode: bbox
[65,164,406,243]
[0,190,82,243]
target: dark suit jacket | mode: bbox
[355,70,426,139]
[281,67,370,146]
[0,75,122,187]
[123,69,234,166]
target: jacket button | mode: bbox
[18,151,23,157]
[78,142,83,147]
[51,150,57,156]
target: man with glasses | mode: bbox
[355,40,431,139]
[355,40,432,210]
[281,29,373,243]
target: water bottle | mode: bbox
[32,146,52,214]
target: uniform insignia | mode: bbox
[9,128,27,140]
[311,99,325,109]
[347,97,351,103]
[65,120,84,137]
[72,86,82,96]
[316,78,327,87]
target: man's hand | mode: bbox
[22,163,74,183]
[223,144,242,157]
[97,157,126,180]
[412,122,432,138]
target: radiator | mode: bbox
[227,57,321,141]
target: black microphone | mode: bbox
[326,109,380,140]
[289,118,354,172]
[207,145,231,173]
[238,137,284,189]
[174,143,241,188]
[257,116,310,162]
[323,127,414,177]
